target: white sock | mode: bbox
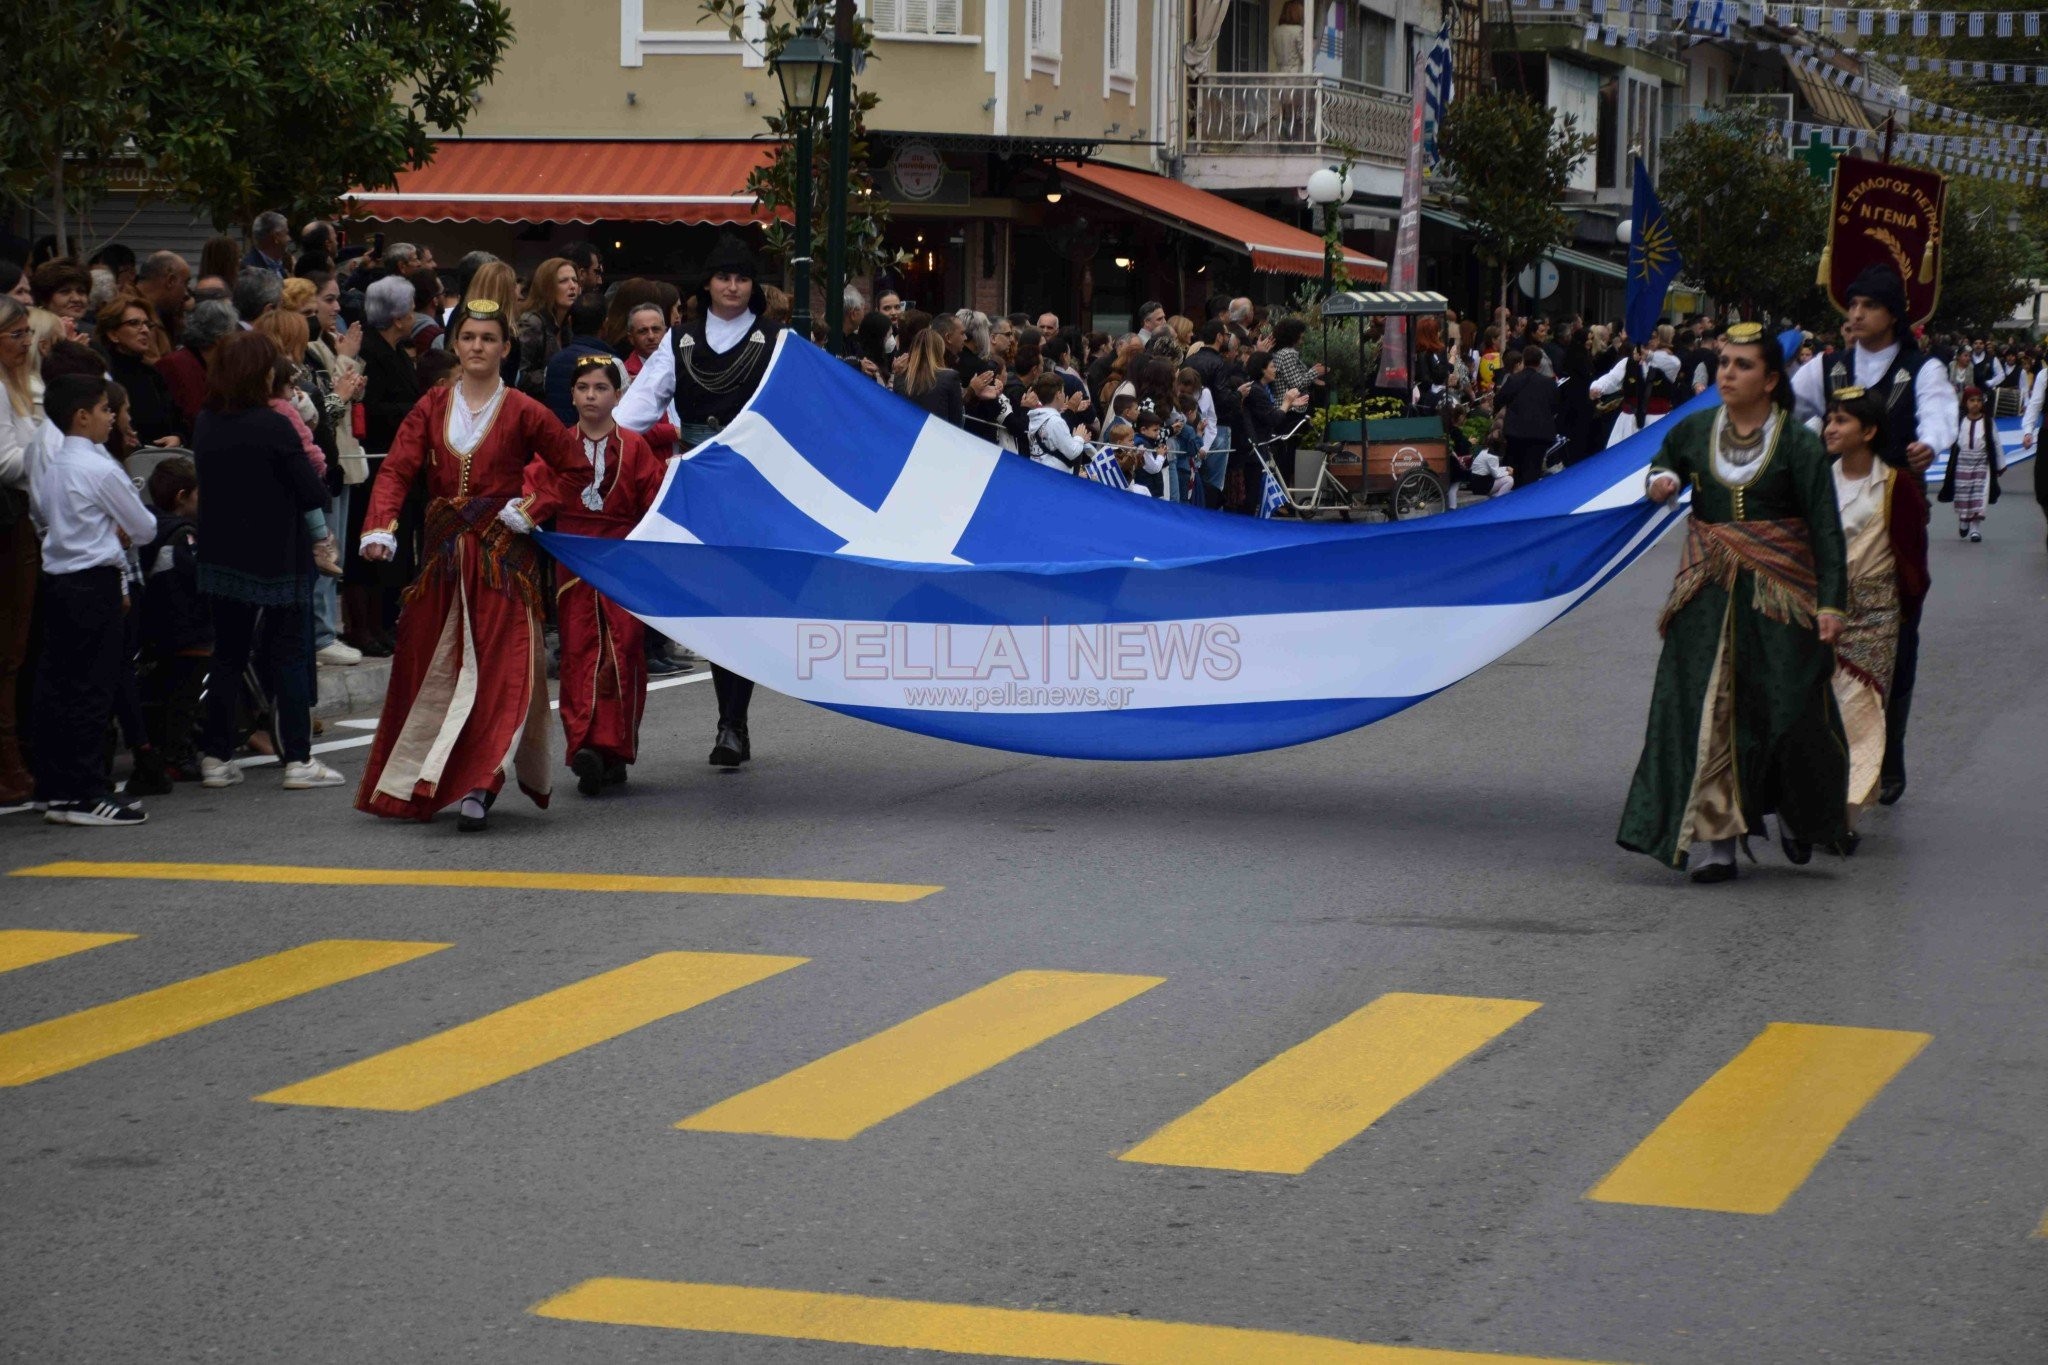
[1690,838,1735,867]
[459,790,488,820]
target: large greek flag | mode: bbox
[538,335,2018,762]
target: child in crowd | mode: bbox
[1939,384,2004,542]
[415,349,459,390]
[1100,393,1139,450]
[30,373,159,826]
[1024,372,1090,472]
[268,355,342,577]
[1122,402,1170,497]
[1171,392,1206,503]
[138,457,211,782]
[100,380,171,794]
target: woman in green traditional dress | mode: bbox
[1617,323,1852,884]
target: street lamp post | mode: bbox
[1305,166,1352,394]
[823,0,855,349]
[772,18,836,341]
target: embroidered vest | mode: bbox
[1823,340,1928,471]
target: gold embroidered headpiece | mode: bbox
[1723,322,1765,345]
[574,353,617,370]
[1831,385,1867,401]
[462,298,502,317]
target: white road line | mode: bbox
[234,669,713,769]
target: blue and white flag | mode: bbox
[1313,2,1344,77]
[1258,470,1288,519]
[1084,445,1129,490]
[542,335,1696,762]
[1684,0,1731,35]
[1422,19,1455,167]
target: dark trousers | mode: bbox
[144,654,209,768]
[711,663,753,735]
[31,567,124,804]
[0,514,38,798]
[204,599,313,765]
[1882,604,1920,788]
[112,590,147,751]
[1506,436,1550,490]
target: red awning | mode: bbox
[347,140,775,225]
[1060,161,1386,282]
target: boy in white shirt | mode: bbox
[30,374,159,826]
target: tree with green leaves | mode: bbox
[1659,105,1829,322]
[0,0,144,258]
[701,0,896,292]
[1434,88,1593,310]
[2,0,510,251]
[1926,180,2036,335]
[132,0,513,231]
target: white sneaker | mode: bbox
[282,759,345,789]
[200,756,244,788]
[316,640,363,666]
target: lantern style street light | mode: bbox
[772,20,836,339]
[1306,166,1353,301]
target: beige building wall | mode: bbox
[462,0,1171,174]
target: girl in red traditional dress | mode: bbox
[354,299,584,831]
[554,354,666,796]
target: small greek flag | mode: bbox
[1085,445,1129,490]
[1683,0,1729,34]
[1258,470,1289,519]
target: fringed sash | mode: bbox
[1658,516,1820,636]
[1835,571,1900,698]
[404,496,544,617]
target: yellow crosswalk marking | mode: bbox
[0,929,136,974]
[257,951,806,1111]
[1120,992,1542,1175]
[8,860,940,904]
[0,939,450,1088]
[531,1279,1629,1364]
[1587,1022,1930,1215]
[678,970,1163,1140]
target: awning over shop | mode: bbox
[1060,161,1387,282]
[1788,63,1873,131]
[1422,208,1627,282]
[346,140,775,225]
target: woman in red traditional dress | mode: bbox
[554,354,666,796]
[355,298,584,830]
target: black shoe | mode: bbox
[1689,861,1738,884]
[1877,777,1905,807]
[44,796,147,827]
[645,653,688,677]
[572,747,606,797]
[126,748,173,796]
[1779,830,1813,865]
[455,789,494,832]
[1837,831,1863,858]
[709,725,748,767]
[603,759,628,786]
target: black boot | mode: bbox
[709,725,748,768]
[127,745,173,797]
[572,747,606,797]
[1877,776,1905,806]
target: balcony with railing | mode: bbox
[1188,73,1410,167]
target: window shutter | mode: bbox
[1107,0,1125,73]
[933,0,960,33]
[872,0,903,32]
[902,0,929,32]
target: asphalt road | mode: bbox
[4,505,2046,1364]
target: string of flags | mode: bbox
[1775,118,2048,183]
[1551,0,2048,142]
[1514,0,2048,37]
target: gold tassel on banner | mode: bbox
[1817,238,1832,289]
[1918,231,1937,285]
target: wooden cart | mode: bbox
[1316,289,1455,521]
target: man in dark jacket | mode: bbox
[1495,345,1557,490]
[543,295,613,426]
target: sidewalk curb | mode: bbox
[314,658,391,720]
